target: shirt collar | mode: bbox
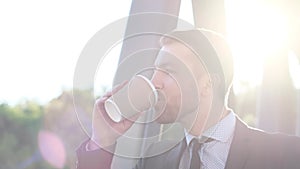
[185,111,236,145]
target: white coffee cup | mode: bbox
[104,75,158,122]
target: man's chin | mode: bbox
[153,112,177,124]
[154,118,174,124]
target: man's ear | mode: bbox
[210,73,222,88]
[200,75,212,97]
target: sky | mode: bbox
[0,0,299,105]
[0,0,132,104]
[0,0,196,105]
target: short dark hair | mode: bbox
[160,28,234,105]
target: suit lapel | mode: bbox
[224,117,251,169]
[143,139,187,169]
[164,139,187,168]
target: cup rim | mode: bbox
[104,98,122,122]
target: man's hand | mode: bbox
[89,81,142,150]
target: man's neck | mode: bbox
[188,106,230,137]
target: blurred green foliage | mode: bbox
[0,101,50,169]
[0,89,95,169]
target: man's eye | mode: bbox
[165,68,175,74]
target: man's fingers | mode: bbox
[119,111,144,129]
[111,80,128,95]
[102,80,129,98]
[95,99,116,124]
[96,81,129,121]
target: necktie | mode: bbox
[189,137,214,169]
[190,138,202,169]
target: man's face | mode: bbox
[151,42,211,126]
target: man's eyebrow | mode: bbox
[154,63,176,71]
[155,63,168,67]
[154,57,176,67]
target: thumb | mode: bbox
[119,111,145,131]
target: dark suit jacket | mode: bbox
[76,118,300,169]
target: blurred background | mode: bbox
[0,0,299,168]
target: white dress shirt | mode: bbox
[183,111,236,169]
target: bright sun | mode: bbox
[225,0,291,94]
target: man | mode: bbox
[76,28,300,169]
